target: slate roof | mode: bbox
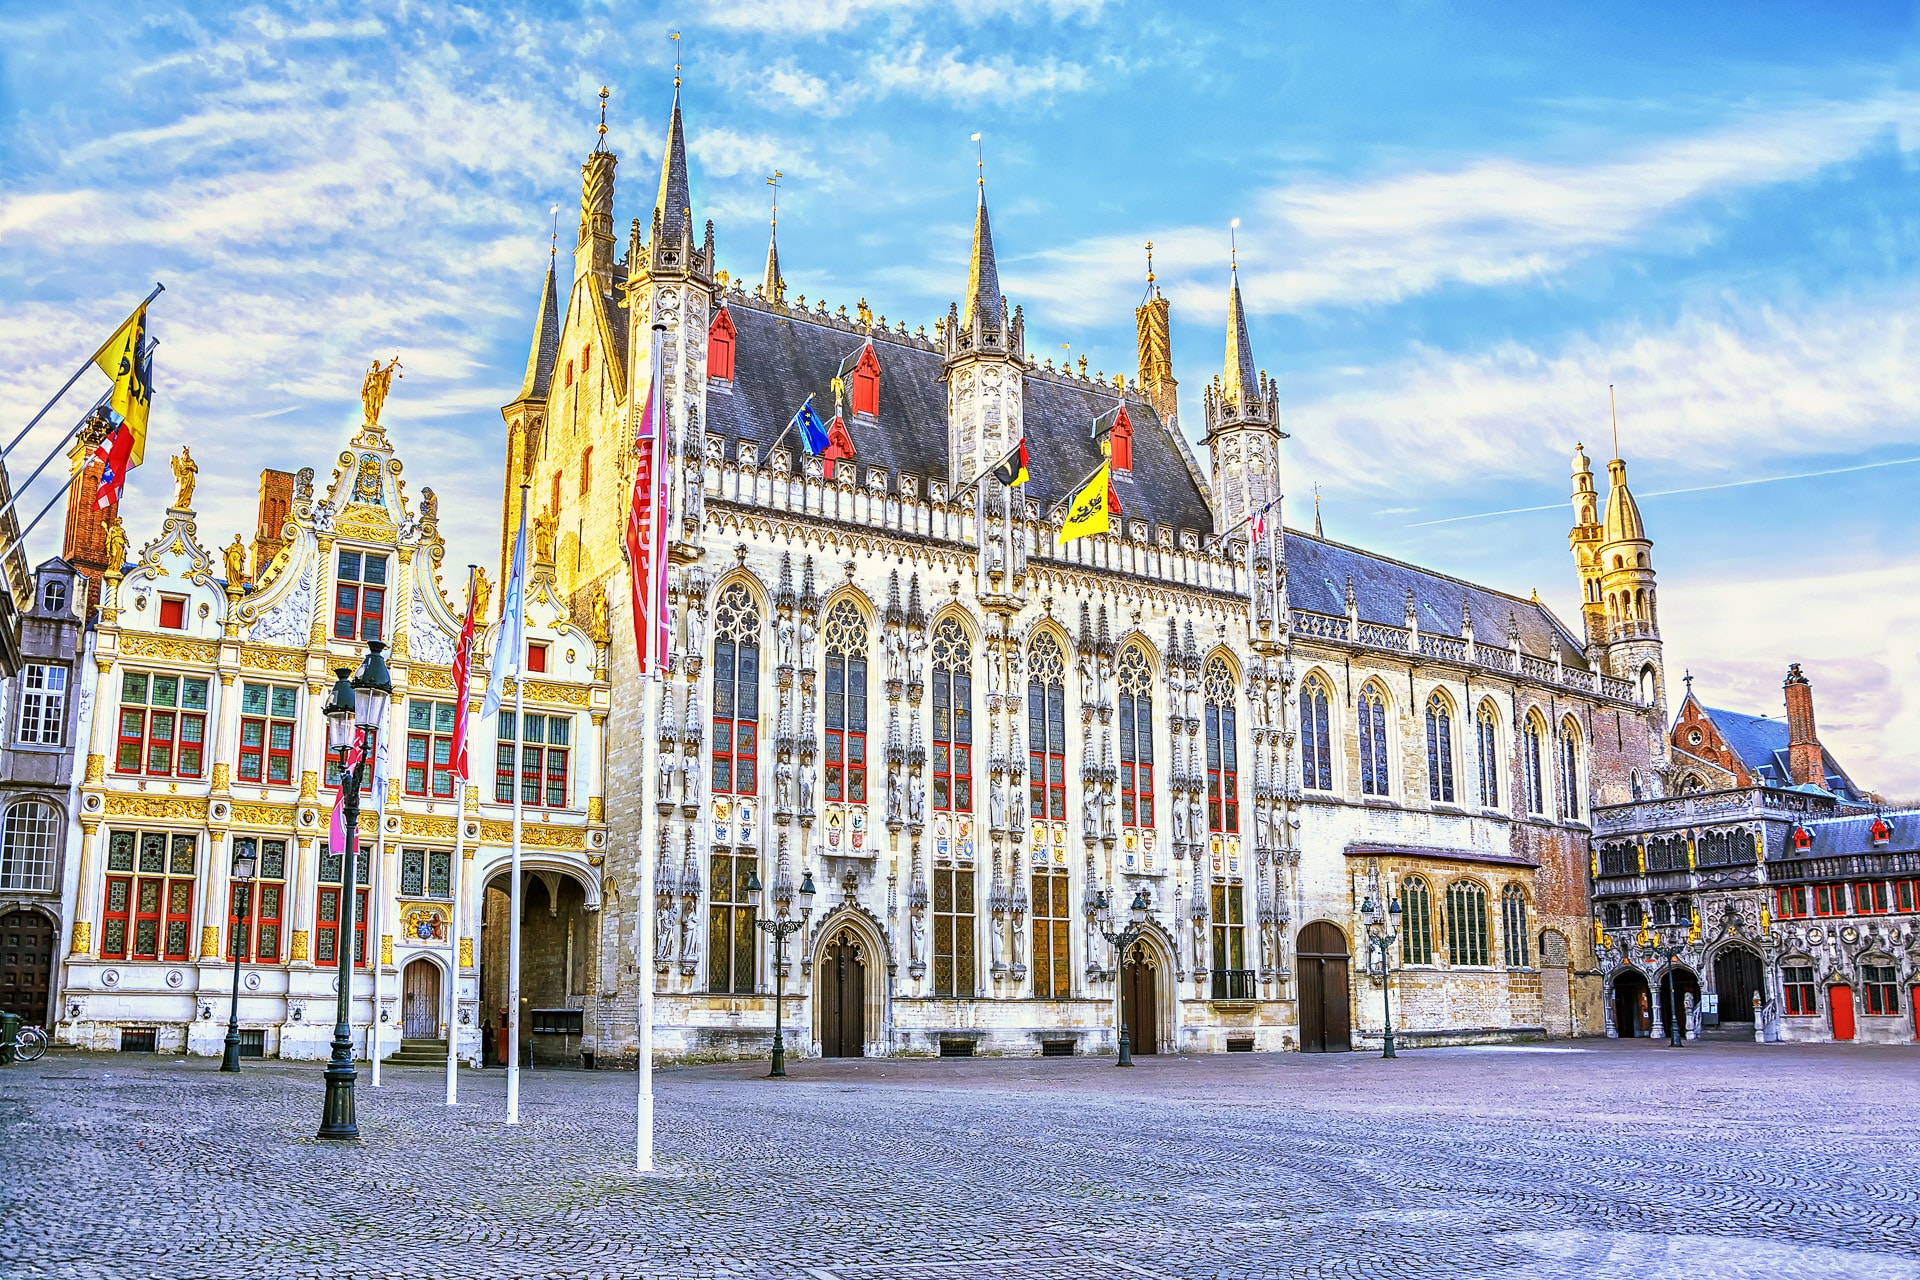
[1698,704,1867,800]
[1283,529,1590,667]
[705,298,1215,535]
[1797,809,1919,857]
[515,261,560,402]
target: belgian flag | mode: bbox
[990,438,1029,488]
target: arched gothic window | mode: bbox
[930,618,972,812]
[1027,633,1067,821]
[1299,677,1332,791]
[710,584,761,798]
[1475,703,1500,808]
[1358,683,1389,797]
[0,800,55,891]
[1556,719,1581,821]
[1522,715,1546,815]
[1204,655,1238,833]
[1425,694,1455,803]
[1446,881,1490,967]
[823,600,870,804]
[1117,645,1154,828]
[1501,886,1530,968]
[1399,875,1433,966]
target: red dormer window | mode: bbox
[1792,826,1813,852]
[707,306,736,382]
[850,343,880,417]
[1871,817,1892,845]
[1109,405,1134,473]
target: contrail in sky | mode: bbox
[1403,456,1920,528]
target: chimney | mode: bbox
[251,469,295,579]
[1783,663,1823,788]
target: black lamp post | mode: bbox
[749,867,814,1078]
[1095,887,1152,1067]
[1361,891,1403,1059]
[1633,922,1690,1048]
[317,641,393,1142]
[219,842,258,1073]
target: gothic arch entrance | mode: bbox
[1296,921,1351,1053]
[402,957,442,1039]
[816,924,869,1058]
[1613,969,1651,1037]
[1658,965,1700,1039]
[1712,945,1764,1026]
[1121,934,1168,1056]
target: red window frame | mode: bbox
[117,875,195,962]
[1853,881,1890,915]
[1206,699,1238,833]
[1119,683,1153,828]
[1029,678,1066,821]
[333,549,388,641]
[1813,883,1848,917]
[101,875,133,959]
[1864,966,1901,1016]
[227,875,286,963]
[850,344,880,417]
[712,632,758,798]
[158,595,187,629]
[115,672,208,778]
[824,649,868,804]
[1897,879,1917,913]
[931,667,971,812]
[526,641,548,674]
[405,699,457,799]
[1783,965,1818,1016]
[1774,885,1808,920]
[237,682,297,785]
[315,885,370,968]
[707,306,737,381]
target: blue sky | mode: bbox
[2,1,1916,793]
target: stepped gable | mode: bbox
[1284,529,1588,666]
[705,296,1215,535]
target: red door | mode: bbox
[1910,986,1919,1041]
[1828,984,1855,1042]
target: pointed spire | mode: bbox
[1223,228,1258,408]
[906,573,925,629]
[653,78,692,249]
[962,154,1003,339]
[761,170,785,303]
[516,255,561,402]
[1603,456,1646,543]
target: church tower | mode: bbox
[1596,450,1666,716]
[1567,444,1606,652]
[1202,249,1282,535]
[943,168,1026,488]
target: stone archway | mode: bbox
[1296,920,1351,1053]
[812,909,889,1058]
[0,904,57,1027]
[479,867,597,1068]
[1120,927,1175,1056]
[1612,969,1652,1038]
[1711,943,1764,1026]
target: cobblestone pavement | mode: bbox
[3,1040,1917,1279]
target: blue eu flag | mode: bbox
[790,397,830,455]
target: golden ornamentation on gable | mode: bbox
[120,634,219,665]
[410,666,454,691]
[334,505,397,544]
[398,814,458,841]
[478,820,585,851]
[241,647,305,673]
[522,680,590,707]
[230,803,297,827]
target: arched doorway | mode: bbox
[1713,945,1764,1025]
[402,958,442,1040]
[1296,921,1351,1053]
[0,908,55,1026]
[479,868,595,1068]
[818,926,867,1058]
[1122,937,1159,1056]
[1657,965,1700,1039]
[1613,969,1651,1037]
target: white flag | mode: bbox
[371,729,399,812]
[483,498,529,720]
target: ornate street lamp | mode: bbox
[1630,919,1691,1048]
[750,867,814,1078]
[1361,892,1404,1059]
[1095,887,1152,1067]
[219,842,258,1073]
[317,641,393,1142]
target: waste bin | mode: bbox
[0,1011,18,1065]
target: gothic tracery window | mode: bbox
[1556,718,1582,821]
[1299,676,1332,791]
[1027,633,1067,821]
[1425,693,1455,803]
[1475,702,1500,808]
[1399,875,1434,966]
[931,617,972,813]
[1446,880,1490,967]
[711,584,761,797]
[824,599,870,804]
[1117,644,1153,828]
[1522,714,1547,816]
[1358,682,1390,797]
[1204,655,1238,833]
[1501,885,1530,968]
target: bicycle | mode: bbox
[12,1025,48,1063]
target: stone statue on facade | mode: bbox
[1083,787,1099,838]
[884,628,904,683]
[532,506,557,565]
[104,516,128,573]
[887,770,903,822]
[776,760,794,811]
[798,615,817,668]
[907,627,927,684]
[908,777,924,824]
[680,754,701,808]
[777,616,796,668]
[659,754,676,805]
[686,606,706,660]
[170,447,198,510]
[1078,653,1095,704]
[989,778,1007,830]
[470,567,492,623]
[798,759,815,813]
[589,590,610,645]
[656,896,675,964]
[1010,908,1026,966]
[910,901,927,964]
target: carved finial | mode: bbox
[596,84,610,149]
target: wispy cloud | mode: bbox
[706,0,1107,36]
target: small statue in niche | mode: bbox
[907,627,927,683]
[776,760,794,810]
[658,754,676,805]
[798,615,817,667]
[656,896,675,962]
[682,753,702,807]
[910,901,928,965]
[686,606,706,659]
[1078,653,1095,704]
[1082,787,1099,838]
[798,759,815,813]
[884,628,904,683]
[589,590,610,645]
[1011,909,1026,966]
[777,616,796,667]
[908,778,924,824]
[989,778,1007,830]
[532,506,557,565]
[887,771,903,822]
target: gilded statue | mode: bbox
[589,588,610,645]
[170,447,198,509]
[469,567,492,622]
[223,535,249,588]
[532,505,557,565]
[103,515,127,572]
[361,357,403,426]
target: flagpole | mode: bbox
[0,385,112,528]
[448,564,475,1106]
[371,794,384,1087]
[637,320,666,1175]
[507,490,528,1126]
[3,282,163,461]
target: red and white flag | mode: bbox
[626,342,672,675]
[449,580,478,782]
[328,729,369,858]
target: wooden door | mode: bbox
[1297,922,1351,1053]
[1828,984,1855,1041]
[820,930,865,1058]
[1714,948,1763,1023]
[1123,941,1157,1055]
[402,959,441,1039]
[0,911,54,1025]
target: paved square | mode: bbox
[3,1042,1916,1279]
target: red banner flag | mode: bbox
[627,349,670,676]
[449,584,477,782]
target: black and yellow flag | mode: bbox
[990,438,1029,488]
[1060,460,1117,543]
[92,304,152,467]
